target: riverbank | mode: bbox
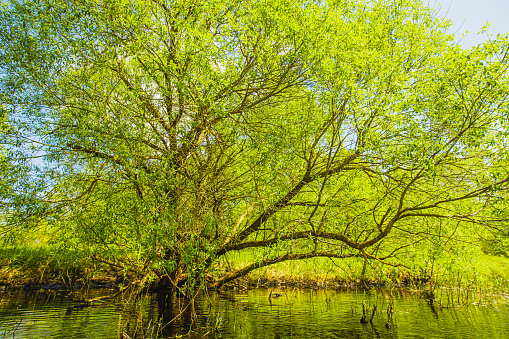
[0,246,120,290]
[2,245,509,293]
[220,250,509,292]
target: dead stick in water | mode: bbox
[370,305,377,323]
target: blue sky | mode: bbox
[434,0,509,48]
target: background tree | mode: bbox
[1,0,508,291]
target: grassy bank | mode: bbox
[218,250,509,293]
[1,244,509,293]
[0,246,120,289]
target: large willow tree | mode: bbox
[1,0,509,290]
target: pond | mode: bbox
[0,287,508,338]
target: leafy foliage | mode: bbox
[1,0,509,291]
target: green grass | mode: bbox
[2,233,509,293]
[217,249,509,292]
[0,245,116,288]
[219,250,410,286]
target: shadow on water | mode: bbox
[0,287,509,338]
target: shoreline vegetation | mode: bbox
[2,0,509,299]
[2,0,509,300]
[2,244,509,297]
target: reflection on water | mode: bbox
[0,287,508,338]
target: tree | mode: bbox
[1,0,509,291]
[0,103,31,236]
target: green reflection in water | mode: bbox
[0,288,508,338]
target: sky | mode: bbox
[432,0,509,48]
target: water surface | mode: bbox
[1,287,508,338]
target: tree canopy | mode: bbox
[1,0,509,291]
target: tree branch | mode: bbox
[210,251,362,289]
